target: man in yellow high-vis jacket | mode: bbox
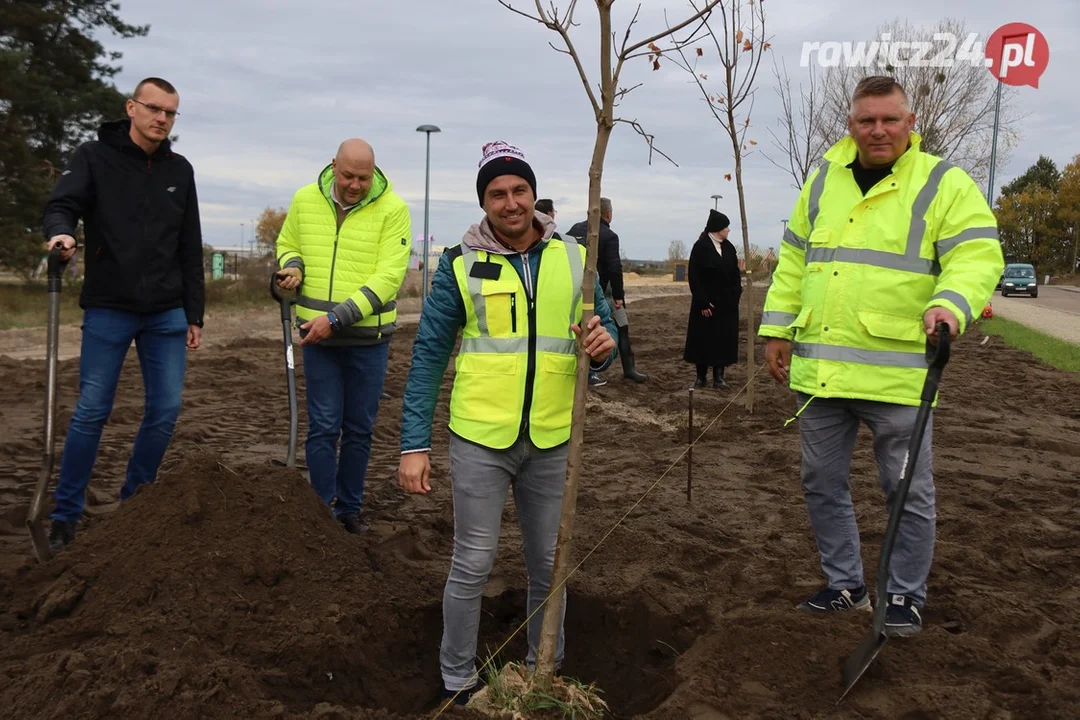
[759,77,1003,636]
[275,138,411,534]
[397,141,617,703]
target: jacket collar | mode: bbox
[823,131,923,171]
[98,118,174,160]
[317,162,389,210]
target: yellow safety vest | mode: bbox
[448,237,585,450]
[759,132,1004,406]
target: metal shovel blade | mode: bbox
[838,628,888,703]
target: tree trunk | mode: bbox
[532,12,615,695]
[728,112,755,413]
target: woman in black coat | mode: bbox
[682,209,742,388]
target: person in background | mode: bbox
[275,138,412,534]
[568,197,648,385]
[41,76,204,551]
[682,209,741,388]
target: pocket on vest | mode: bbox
[453,353,522,428]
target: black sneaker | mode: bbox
[884,594,922,637]
[337,513,369,535]
[588,372,607,387]
[796,585,871,613]
[48,520,77,553]
[441,682,481,706]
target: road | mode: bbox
[990,285,1080,345]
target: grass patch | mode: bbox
[976,316,1080,376]
[0,273,283,330]
[459,661,608,720]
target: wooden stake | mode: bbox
[687,387,694,503]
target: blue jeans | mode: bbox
[301,341,389,516]
[51,307,189,523]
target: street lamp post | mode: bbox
[781,218,788,234]
[416,124,441,299]
[711,193,723,210]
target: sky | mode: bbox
[94,0,1079,261]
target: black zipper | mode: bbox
[328,226,340,299]
[510,293,518,333]
[518,250,542,438]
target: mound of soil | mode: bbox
[0,453,443,719]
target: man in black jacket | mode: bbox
[41,76,204,552]
[568,198,647,383]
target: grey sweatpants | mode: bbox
[796,392,936,607]
[440,434,568,691]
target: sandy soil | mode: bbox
[1,290,1078,719]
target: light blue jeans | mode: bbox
[796,392,936,606]
[441,434,568,691]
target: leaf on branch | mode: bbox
[696,47,703,57]
[742,39,753,51]
[749,139,758,145]
[763,42,772,50]
[653,59,660,71]
[649,42,661,54]
[699,73,708,80]
[724,173,732,181]
[736,29,744,44]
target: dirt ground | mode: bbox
[1,290,1078,719]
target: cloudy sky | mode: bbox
[97,0,1077,260]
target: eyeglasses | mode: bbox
[132,99,178,119]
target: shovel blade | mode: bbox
[838,628,888,703]
[26,519,53,564]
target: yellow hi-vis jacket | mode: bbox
[759,132,1004,406]
[447,237,585,450]
[275,163,411,344]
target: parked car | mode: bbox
[1000,263,1038,297]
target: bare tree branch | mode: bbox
[623,0,721,57]
[614,117,679,167]
[498,0,600,116]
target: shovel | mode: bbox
[269,271,306,471]
[26,247,68,563]
[838,320,952,702]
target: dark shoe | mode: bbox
[712,378,729,389]
[337,513,369,534]
[588,371,607,387]
[796,585,871,613]
[442,681,481,706]
[884,594,923,637]
[48,519,77,553]
[692,377,707,389]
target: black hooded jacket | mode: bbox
[41,119,205,327]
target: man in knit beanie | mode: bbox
[398,141,619,704]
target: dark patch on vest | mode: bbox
[469,261,502,280]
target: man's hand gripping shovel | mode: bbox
[838,320,952,702]
[26,247,67,563]
[270,272,307,473]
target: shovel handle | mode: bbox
[270,271,300,320]
[871,321,952,630]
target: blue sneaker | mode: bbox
[588,371,607,387]
[796,585,871,613]
[884,594,923,637]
